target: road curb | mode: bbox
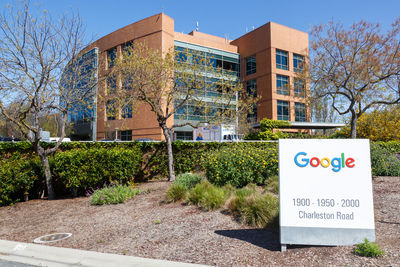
[0,239,209,267]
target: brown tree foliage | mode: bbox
[305,19,400,138]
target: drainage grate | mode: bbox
[33,233,72,244]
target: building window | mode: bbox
[245,55,256,75]
[107,47,117,69]
[176,131,192,141]
[246,79,257,122]
[120,130,132,141]
[122,101,132,119]
[294,78,305,97]
[277,75,289,95]
[276,49,288,70]
[121,41,133,57]
[122,76,133,90]
[295,102,306,122]
[277,100,289,121]
[106,100,117,120]
[293,54,304,72]
[107,75,117,95]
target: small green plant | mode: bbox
[242,193,279,228]
[187,180,227,210]
[97,239,105,243]
[154,219,161,224]
[89,184,141,205]
[226,185,279,228]
[165,184,187,203]
[121,250,128,255]
[174,173,202,189]
[354,238,385,258]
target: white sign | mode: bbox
[279,139,375,247]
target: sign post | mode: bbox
[279,139,375,251]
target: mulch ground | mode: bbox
[0,176,399,267]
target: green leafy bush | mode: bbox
[354,238,385,258]
[52,147,142,194]
[0,153,42,206]
[90,184,141,205]
[370,143,400,176]
[165,184,187,203]
[205,146,278,187]
[173,173,202,189]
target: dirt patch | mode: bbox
[0,177,399,266]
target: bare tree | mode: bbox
[306,19,400,138]
[109,42,255,181]
[0,1,95,199]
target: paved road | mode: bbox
[0,260,37,267]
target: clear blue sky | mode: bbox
[1,0,399,42]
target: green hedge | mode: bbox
[52,147,142,194]
[0,153,42,206]
[1,140,399,206]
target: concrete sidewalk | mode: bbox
[0,240,209,267]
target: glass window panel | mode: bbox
[294,78,305,97]
[107,75,117,94]
[277,100,289,121]
[245,55,256,75]
[106,100,117,120]
[276,49,288,70]
[295,102,306,122]
[120,130,132,141]
[107,47,117,69]
[122,101,132,119]
[293,54,304,72]
[276,75,289,95]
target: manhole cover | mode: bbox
[33,233,72,244]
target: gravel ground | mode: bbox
[0,176,399,267]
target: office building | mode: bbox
[67,13,309,141]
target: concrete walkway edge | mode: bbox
[0,240,209,267]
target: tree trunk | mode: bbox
[350,113,357,139]
[162,126,175,181]
[40,154,55,200]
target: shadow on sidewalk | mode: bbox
[214,229,280,251]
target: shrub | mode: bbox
[354,238,385,258]
[0,154,42,206]
[357,108,400,141]
[205,146,278,187]
[173,173,202,189]
[90,184,141,205]
[242,193,279,228]
[226,185,257,216]
[165,184,187,203]
[225,184,279,228]
[187,180,227,210]
[52,147,142,195]
[370,144,400,176]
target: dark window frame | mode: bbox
[276,49,288,70]
[245,55,256,75]
[277,100,289,121]
[295,102,306,122]
[277,74,289,95]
